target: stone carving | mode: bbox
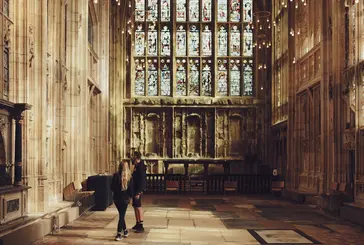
[4,24,11,49]
[126,107,256,161]
[127,97,256,106]
[78,14,82,29]
[29,41,34,67]
[7,199,20,213]
[29,25,34,67]
[343,129,355,150]
[28,112,34,122]
[0,116,8,133]
[63,74,68,91]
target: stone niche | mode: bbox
[125,107,172,158]
[216,109,255,158]
[174,108,214,158]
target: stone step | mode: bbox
[0,205,79,245]
[340,202,364,226]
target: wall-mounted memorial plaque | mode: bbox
[7,199,20,213]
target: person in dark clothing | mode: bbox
[131,151,147,233]
[111,161,133,241]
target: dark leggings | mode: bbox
[114,200,128,232]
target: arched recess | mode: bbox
[186,114,202,157]
[145,113,160,157]
[229,113,243,157]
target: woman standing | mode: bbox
[110,161,134,241]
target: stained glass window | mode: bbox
[189,60,200,96]
[161,0,170,22]
[243,0,252,23]
[147,0,158,21]
[243,25,253,57]
[135,25,145,56]
[243,59,253,96]
[202,0,212,22]
[161,59,171,96]
[230,60,241,96]
[177,25,187,56]
[189,0,199,22]
[161,25,171,56]
[135,59,145,95]
[217,60,228,96]
[135,0,145,21]
[202,60,212,96]
[218,26,228,56]
[148,60,158,95]
[230,26,241,56]
[176,0,186,22]
[148,24,158,56]
[132,0,254,97]
[189,25,199,56]
[202,26,212,56]
[230,0,241,22]
[176,59,187,96]
[218,0,228,22]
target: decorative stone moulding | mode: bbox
[126,97,259,106]
[343,128,356,151]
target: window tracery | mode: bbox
[132,0,254,96]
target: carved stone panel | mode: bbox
[173,108,214,158]
[216,109,256,158]
[128,108,171,158]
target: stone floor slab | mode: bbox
[193,218,227,231]
[146,228,181,243]
[168,219,195,229]
[180,229,225,244]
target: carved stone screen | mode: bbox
[131,0,254,96]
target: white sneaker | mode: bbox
[115,233,123,241]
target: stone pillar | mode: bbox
[14,115,23,186]
[223,163,230,174]
[164,162,169,175]
[184,163,189,177]
[203,163,209,178]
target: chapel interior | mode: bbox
[0,0,363,244]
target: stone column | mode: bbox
[164,162,169,174]
[14,115,23,186]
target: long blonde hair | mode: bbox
[119,161,131,191]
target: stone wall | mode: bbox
[271,0,364,199]
[7,0,110,212]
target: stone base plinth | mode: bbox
[0,186,29,225]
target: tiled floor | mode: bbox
[32,195,364,245]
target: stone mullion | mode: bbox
[120,2,127,162]
[355,2,364,198]
[109,2,119,170]
[320,0,332,193]
[182,110,186,157]
[103,1,110,173]
[287,1,295,190]
[203,111,207,157]
[332,1,345,184]
[162,111,166,157]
